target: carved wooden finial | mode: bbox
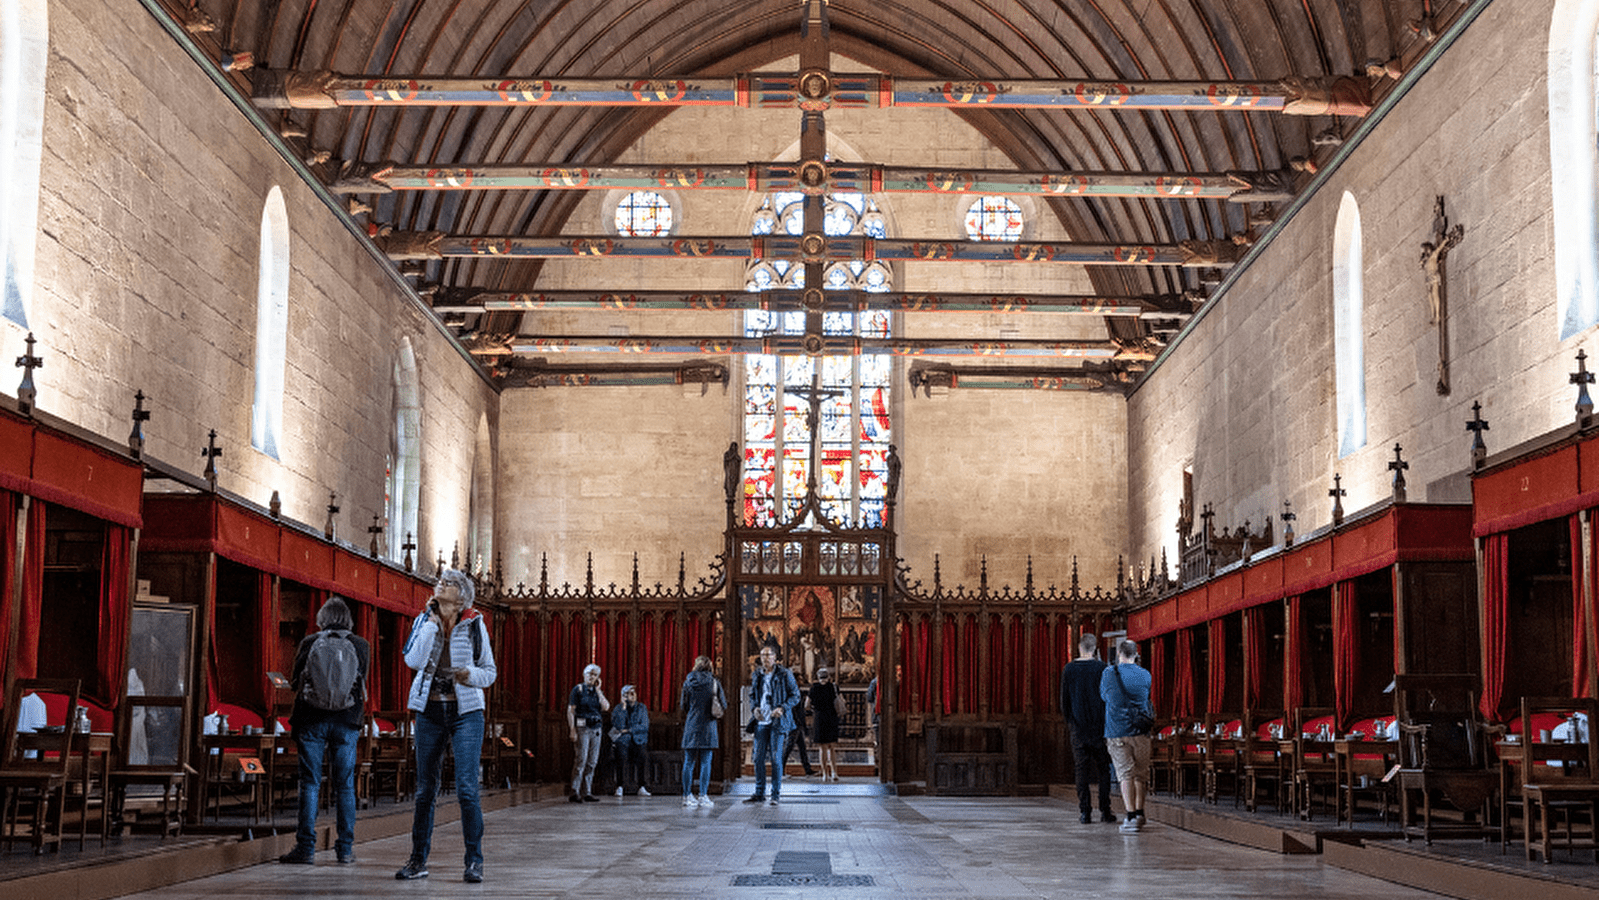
[368,515,384,558]
[200,429,222,491]
[128,390,150,457]
[324,492,339,541]
[1466,400,1491,468]
[1281,500,1297,547]
[402,532,416,572]
[1389,443,1409,503]
[15,332,42,417]
[269,490,281,519]
[1329,474,1346,526]
[1574,350,1595,423]
[436,548,446,575]
[452,541,461,570]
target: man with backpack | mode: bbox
[279,596,370,865]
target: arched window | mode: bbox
[963,196,1023,242]
[1549,0,1599,338]
[742,192,892,527]
[251,187,290,459]
[388,338,421,559]
[1333,192,1366,458]
[468,413,493,572]
[613,190,674,236]
[0,0,49,328]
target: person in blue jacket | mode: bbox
[745,645,800,805]
[610,684,652,796]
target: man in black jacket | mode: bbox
[1060,632,1116,824]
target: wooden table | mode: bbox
[198,732,275,822]
[1333,738,1396,825]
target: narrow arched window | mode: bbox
[468,413,493,572]
[1549,0,1599,338]
[0,0,49,328]
[1333,192,1367,458]
[251,187,290,459]
[388,338,421,559]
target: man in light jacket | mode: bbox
[395,569,497,883]
[746,645,800,806]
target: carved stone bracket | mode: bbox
[375,230,446,260]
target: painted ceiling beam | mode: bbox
[255,70,1371,116]
[329,160,1294,203]
[378,232,1244,268]
[427,287,1189,319]
[499,361,729,391]
[908,364,1129,396]
[481,335,1155,361]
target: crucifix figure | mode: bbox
[1420,196,1465,395]
[787,368,846,504]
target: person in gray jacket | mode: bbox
[679,655,725,807]
[395,569,497,883]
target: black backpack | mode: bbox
[301,629,362,711]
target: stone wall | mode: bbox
[29,0,496,561]
[505,54,1126,591]
[1127,0,1568,564]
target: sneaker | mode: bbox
[278,847,315,865]
[767,796,780,806]
[1101,812,1119,824]
[683,795,698,807]
[638,787,651,797]
[1079,812,1092,824]
[743,794,766,804]
[463,862,483,883]
[336,849,356,864]
[1118,818,1141,834]
[395,858,429,879]
[697,794,713,807]
[615,786,624,797]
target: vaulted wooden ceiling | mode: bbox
[172,0,1452,385]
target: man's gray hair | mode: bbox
[316,596,354,631]
[1078,632,1098,655]
[437,568,475,607]
[583,663,602,678]
[1117,639,1139,661]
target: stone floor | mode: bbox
[111,781,1453,899]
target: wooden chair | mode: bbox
[1168,720,1206,799]
[1201,715,1242,805]
[1337,715,1397,825]
[1392,674,1498,844]
[1514,696,1599,863]
[1240,713,1286,812]
[108,695,188,837]
[1290,707,1338,820]
[0,678,80,853]
[367,711,413,803]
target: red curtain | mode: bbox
[686,613,702,667]
[657,614,678,712]
[1480,534,1509,722]
[1149,636,1167,718]
[987,615,1005,713]
[93,525,131,708]
[0,492,13,704]
[964,614,979,713]
[1243,607,1263,713]
[1332,581,1359,730]
[593,615,611,700]
[356,603,380,713]
[1207,618,1226,717]
[1032,617,1051,710]
[640,613,656,711]
[255,572,276,711]
[915,616,929,714]
[15,499,45,681]
[205,562,221,710]
[1572,515,1589,698]
[523,614,540,714]
[939,614,956,715]
[1284,595,1304,713]
[1173,628,1195,719]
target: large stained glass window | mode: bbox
[743,192,892,528]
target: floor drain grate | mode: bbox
[732,874,874,887]
[760,822,849,830]
[772,850,831,874]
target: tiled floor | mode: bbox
[113,783,1453,899]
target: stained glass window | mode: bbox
[743,192,892,528]
[963,195,1023,241]
[614,190,674,236]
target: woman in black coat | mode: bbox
[809,667,842,781]
[679,656,725,807]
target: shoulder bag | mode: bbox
[1111,664,1155,735]
[710,682,726,719]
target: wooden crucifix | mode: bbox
[787,368,847,503]
[1420,196,1465,395]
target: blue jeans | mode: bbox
[751,725,783,798]
[410,701,484,867]
[681,748,713,797]
[293,718,359,855]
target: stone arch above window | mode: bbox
[1549,0,1599,338]
[0,0,49,329]
[1333,191,1366,459]
[251,187,290,460]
